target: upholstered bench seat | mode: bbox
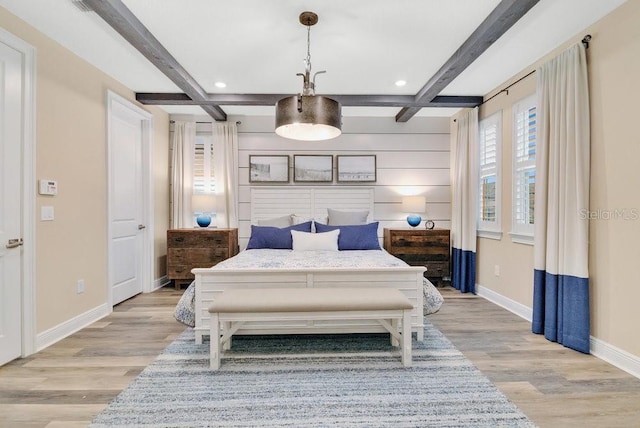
[208,287,413,370]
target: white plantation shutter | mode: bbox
[480,125,497,166]
[478,112,501,235]
[193,134,215,194]
[512,95,536,241]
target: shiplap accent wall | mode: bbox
[170,115,452,249]
[250,187,375,224]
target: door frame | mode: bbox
[106,90,154,307]
[0,28,36,357]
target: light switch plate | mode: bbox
[41,206,54,221]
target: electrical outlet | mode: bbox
[76,279,85,294]
[494,265,500,276]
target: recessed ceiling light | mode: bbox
[395,80,407,87]
[214,82,227,88]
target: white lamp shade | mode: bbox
[191,194,216,213]
[401,196,426,213]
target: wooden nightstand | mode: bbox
[383,228,450,284]
[167,228,239,289]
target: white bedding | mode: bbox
[174,249,443,327]
[214,248,409,270]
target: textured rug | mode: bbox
[90,322,535,427]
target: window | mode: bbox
[478,111,502,238]
[511,95,536,243]
[192,133,216,225]
[193,134,215,194]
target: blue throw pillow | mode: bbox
[315,222,381,250]
[246,221,312,250]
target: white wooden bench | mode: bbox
[208,287,414,370]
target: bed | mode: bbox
[175,187,443,344]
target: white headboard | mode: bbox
[250,186,375,224]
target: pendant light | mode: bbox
[275,11,342,141]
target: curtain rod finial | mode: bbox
[582,34,592,49]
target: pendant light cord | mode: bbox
[305,24,312,73]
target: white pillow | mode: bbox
[291,229,339,251]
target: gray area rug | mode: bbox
[90,322,535,427]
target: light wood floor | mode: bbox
[1,286,639,427]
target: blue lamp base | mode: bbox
[406,214,422,227]
[196,214,211,228]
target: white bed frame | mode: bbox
[191,186,426,344]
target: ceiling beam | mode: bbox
[83,0,227,121]
[395,0,540,122]
[136,93,483,108]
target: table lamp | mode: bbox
[191,194,217,228]
[401,196,425,227]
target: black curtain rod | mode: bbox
[463,34,593,112]
[480,69,536,106]
[169,120,241,124]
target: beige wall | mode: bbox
[456,0,640,358]
[588,0,640,357]
[0,8,170,334]
[153,117,170,280]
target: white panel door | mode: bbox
[109,101,145,305]
[0,41,23,365]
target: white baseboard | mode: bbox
[591,336,640,379]
[36,303,110,352]
[476,284,533,322]
[35,276,169,353]
[152,275,170,291]
[476,283,640,380]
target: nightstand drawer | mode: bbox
[389,232,449,247]
[167,248,229,266]
[424,262,450,277]
[167,265,193,279]
[167,232,229,248]
[395,253,449,265]
[390,246,449,258]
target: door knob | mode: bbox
[138,224,146,230]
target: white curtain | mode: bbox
[451,107,478,293]
[170,121,196,228]
[212,122,239,228]
[532,43,591,353]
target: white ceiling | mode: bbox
[0,0,626,118]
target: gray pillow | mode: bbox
[256,214,293,228]
[327,208,369,225]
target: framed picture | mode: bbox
[337,155,377,182]
[249,155,290,183]
[293,155,333,182]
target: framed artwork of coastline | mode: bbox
[336,155,377,182]
[249,155,290,183]
[293,155,333,183]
